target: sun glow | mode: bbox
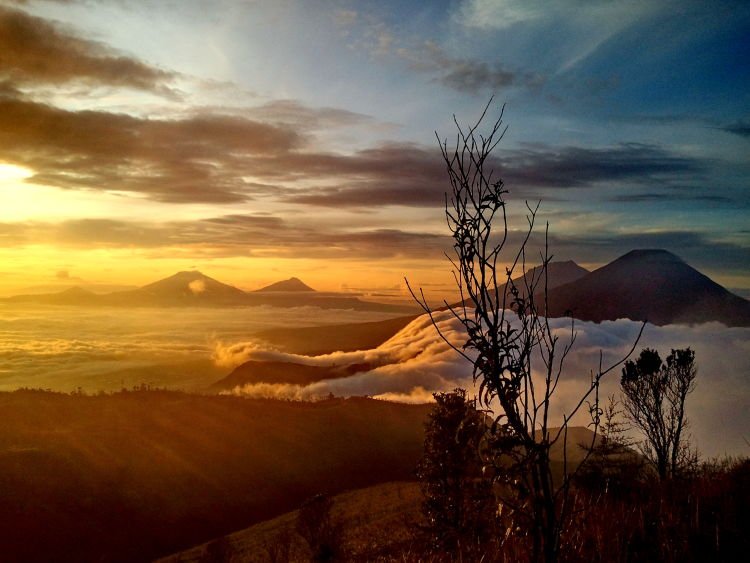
[0,162,33,182]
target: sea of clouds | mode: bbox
[0,304,398,391]
[217,311,750,457]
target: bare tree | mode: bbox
[620,347,698,480]
[406,101,643,563]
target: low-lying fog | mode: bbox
[219,311,750,458]
[3,303,747,456]
[0,304,398,392]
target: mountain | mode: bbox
[1,272,415,313]
[517,260,591,292]
[255,277,315,292]
[450,260,590,309]
[543,249,750,326]
[107,271,247,306]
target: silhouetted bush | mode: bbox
[417,389,498,557]
[296,493,346,562]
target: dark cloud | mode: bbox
[0,215,450,260]
[0,97,300,203]
[284,142,708,208]
[0,6,175,94]
[439,60,520,93]
[241,99,375,130]
[720,120,750,139]
[0,86,715,209]
[611,193,734,204]
[399,41,543,95]
[3,213,747,279]
[503,143,705,188]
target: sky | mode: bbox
[0,0,748,297]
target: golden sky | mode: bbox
[1,1,748,297]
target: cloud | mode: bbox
[456,0,660,73]
[227,99,377,131]
[221,312,473,399]
[0,6,175,95]
[0,73,714,208]
[223,310,750,456]
[0,97,301,203]
[395,40,542,95]
[0,215,452,260]
[3,213,747,275]
[0,303,396,391]
[502,142,706,189]
[188,279,206,294]
[720,120,750,139]
[333,9,358,27]
[284,141,708,208]
[610,193,733,204]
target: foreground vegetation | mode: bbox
[162,456,749,562]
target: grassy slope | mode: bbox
[160,481,425,563]
[0,390,430,562]
[163,427,601,562]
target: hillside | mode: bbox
[543,249,750,326]
[159,481,424,563]
[162,427,601,562]
[0,390,430,562]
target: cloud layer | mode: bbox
[220,312,750,457]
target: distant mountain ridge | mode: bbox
[509,260,590,295]
[1,271,415,313]
[253,252,750,358]
[542,249,750,326]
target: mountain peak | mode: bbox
[138,270,245,300]
[255,277,316,293]
[544,249,750,326]
[169,270,209,280]
[617,249,684,264]
[58,286,95,297]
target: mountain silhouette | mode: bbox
[450,260,590,309]
[254,277,315,292]
[5,285,99,305]
[130,271,247,303]
[90,271,249,307]
[510,260,590,295]
[543,249,750,326]
[1,271,415,313]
